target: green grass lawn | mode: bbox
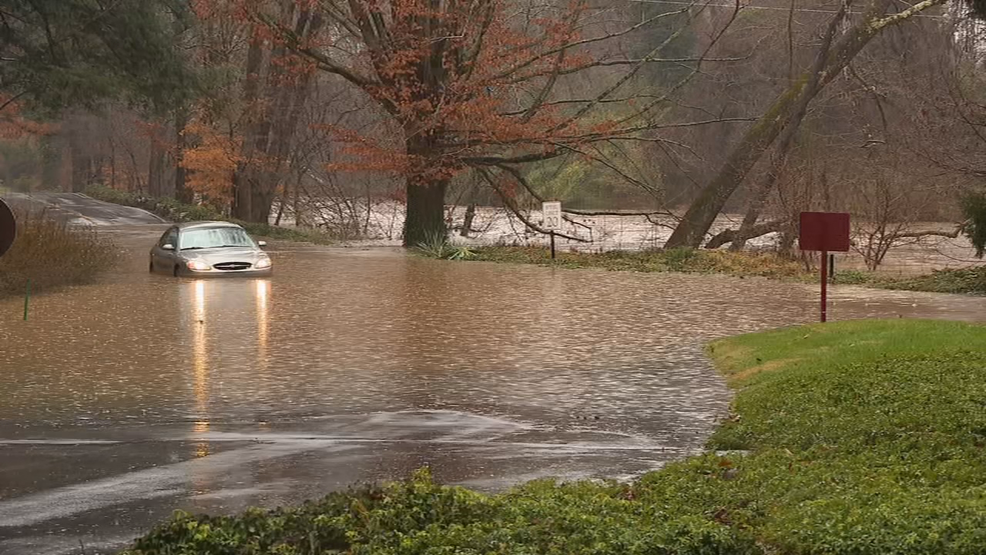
[126,320,986,555]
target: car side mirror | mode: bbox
[257,241,267,248]
[162,244,175,251]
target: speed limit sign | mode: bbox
[542,201,562,230]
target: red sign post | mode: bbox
[799,212,850,322]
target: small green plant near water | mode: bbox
[126,320,986,554]
[0,210,118,299]
[414,232,476,260]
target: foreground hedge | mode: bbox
[126,320,986,555]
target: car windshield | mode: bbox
[179,227,256,250]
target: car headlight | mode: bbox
[186,260,212,271]
[255,257,272,269]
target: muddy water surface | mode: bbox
[1,232,984,554]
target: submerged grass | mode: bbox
[125,319,986,555]
[451,246,986,295]
[0,210,118,299]
[464,246,809,280]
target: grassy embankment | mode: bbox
[126,319,986,554]
[0,211,118,300]
[437,245,986,295]
[84,185,334,245]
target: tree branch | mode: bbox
[476,166,590,242]
[705,219,787,249]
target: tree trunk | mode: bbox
[404,177,448,247]
[231,170,254,220]
[70,142,89,193]
[232,9,321,224]
[174,110,191,203]
[232,30,265,221]
[461,204,476,237]
[402,132,448,246]
[665,0,896,249]
[148,135,166,198]
[251,181,274,224]
[729,125,800,251]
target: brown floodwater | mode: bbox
[2,232,985,437]
[1,229,984,554]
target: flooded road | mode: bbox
[1,226,984,554]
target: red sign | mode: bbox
[0,199,15,258]
[799,212,850,252]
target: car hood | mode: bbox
[179,248,267,264]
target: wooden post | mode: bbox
[23,279,30,321]
[820,250,828,323]
[550,231,556,260]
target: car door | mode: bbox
[151,227,179,272]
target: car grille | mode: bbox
[213,262,253,271]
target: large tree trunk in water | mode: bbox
[404,177,448,247]
[665,0,921,249]
[402,132,448,246]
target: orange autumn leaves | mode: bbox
[179,119,241,202]
[315,0,595,183]
[184,0,601,199]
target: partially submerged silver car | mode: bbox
[150,221,272,277]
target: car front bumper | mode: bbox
[178,267,273,277]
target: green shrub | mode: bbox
[126,469,756,555]
[882,266,986,295]
[0,210,118,299]
[961,191,986,258]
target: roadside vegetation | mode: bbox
[417,245,986,295]
[84,186,334,245]
[0,211,118,300]
[126,319,986,554]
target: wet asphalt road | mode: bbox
[2,194,985,554]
